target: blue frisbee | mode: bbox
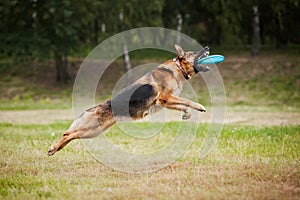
[197,55,224,64]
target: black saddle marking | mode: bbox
[111,84,157,118]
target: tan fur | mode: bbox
[47,45,207,156]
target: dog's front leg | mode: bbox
[158,94,206,112]
[158,103,191,120]
[158,94,206,119]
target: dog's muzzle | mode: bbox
[193,46,210,73]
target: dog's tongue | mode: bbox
[198,65,210,72]
[194,64,210,72]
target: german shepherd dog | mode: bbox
[47,44,210,156]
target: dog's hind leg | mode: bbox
[47,125,107,156]
[47,118,103,156]
[47,129,79,156]
[47,104,114,156]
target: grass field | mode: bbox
[0,49,299,199]
[0,48,299,110]
[0,121,299,199]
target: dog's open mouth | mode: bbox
[193,46,210,72]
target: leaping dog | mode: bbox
[47,44,210,156]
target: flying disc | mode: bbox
[197,55,224,64]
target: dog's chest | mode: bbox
[173,87,182,96]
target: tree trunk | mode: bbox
[55,53,69,83]
[252,5,260,56]
[176,13,183,45]
[123,44,132,86]
[55,55,62,82]
[94,19,98,46]
[158,28,169,46]
[137,28,145,45]
[62,54,70,83]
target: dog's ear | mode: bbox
[175,44,185,58]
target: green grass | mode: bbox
[0,49,299,110]
[0,122,299,199]
[0,47,299,199]
[0,75,72,110]
[0,99,71,110]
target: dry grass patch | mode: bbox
[0,122,299,199]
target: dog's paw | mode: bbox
[47,146,56,156]
[198,106,206,112]
[182,110,191,120]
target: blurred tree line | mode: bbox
[0,0,299,82]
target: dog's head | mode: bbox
[174,44,210,79]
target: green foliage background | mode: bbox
[1,0,299,59]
